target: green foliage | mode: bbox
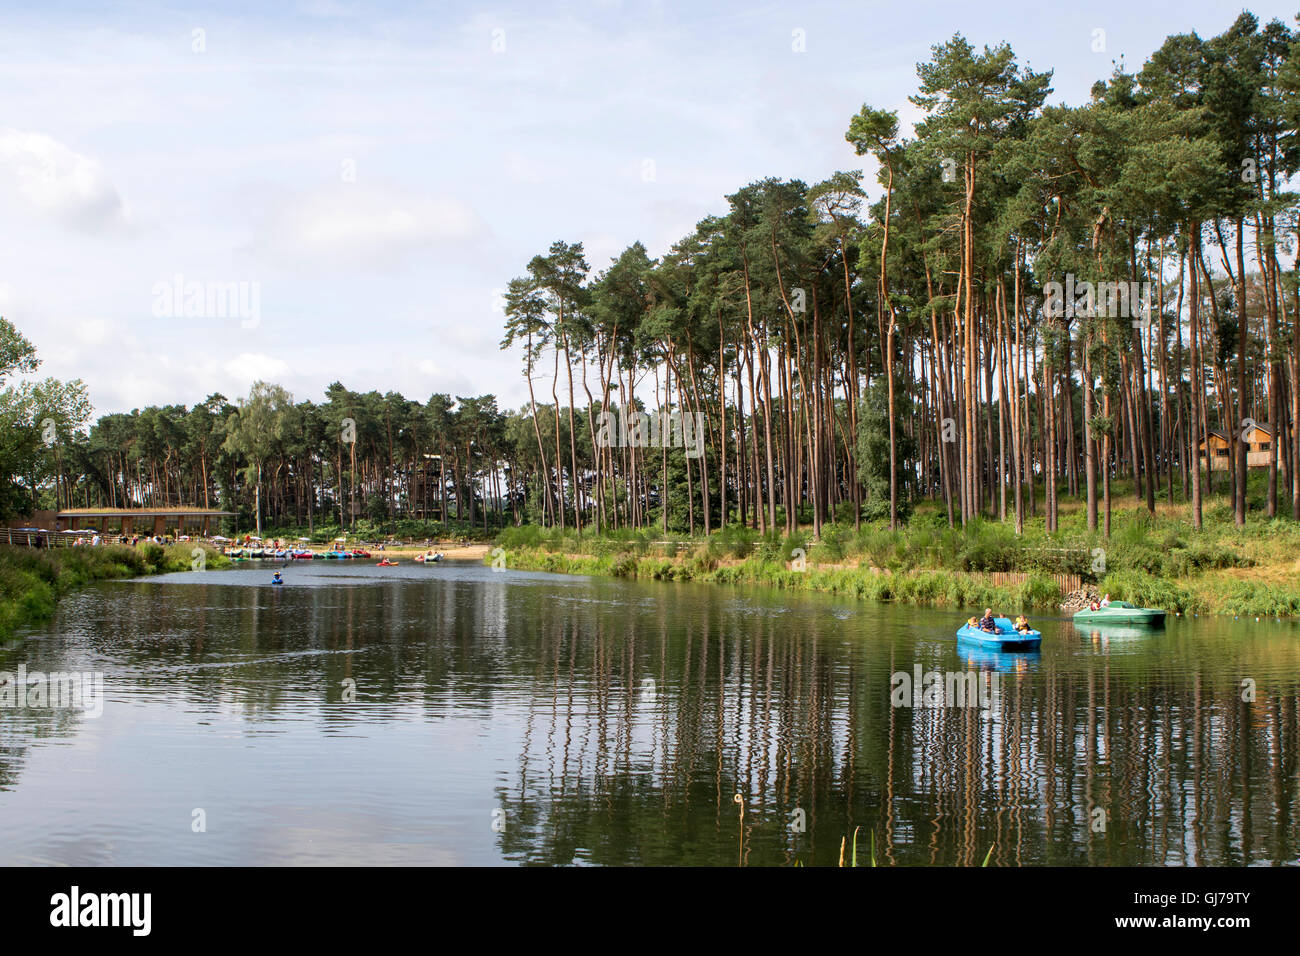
[855,380,915,524]
[1098,571,1197,614]
[496,524,547,551]
[814,522,851,562]
[0,544,229,640]
[713,523,757,559]
[366,493,390,523]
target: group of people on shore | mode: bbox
[71,533,165,547]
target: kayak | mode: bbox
[956,617,1042,651]
[376,560,398,566]
[1072,601,1165,627]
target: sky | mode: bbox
[1,0,1295,418]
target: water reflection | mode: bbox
[0,562,1296,866]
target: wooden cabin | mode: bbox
[1197,423,1283,471]
[56,507,234,536]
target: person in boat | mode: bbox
[967,616,979,628]
[1100,593,1111,608]
[977,608,997,632]
[1013,614,1031,633]
[272,571,283,585]
[1089,600,1100,611]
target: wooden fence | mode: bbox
[959,570,1082,594]
[0,529,137,548]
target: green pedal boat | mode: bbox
[1072,600,1165,628]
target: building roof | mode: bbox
[1200,423,1281,444]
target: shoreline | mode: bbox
[487,545,1300,618]
[0,542,487,644]
[379,544,491,562]
[0,543,232,643]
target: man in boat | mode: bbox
[1013,614,1031,633]
[1100,593,1111,608]
[272,571,283,585]
[977,609,997,632]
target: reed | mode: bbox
[0,544,230,641]
[834,828,994,867]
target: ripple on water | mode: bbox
[1,565,1298,865]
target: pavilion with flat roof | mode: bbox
[57,508,234,536]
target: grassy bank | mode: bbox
[496,545,1066,611]
[488,497,1300,617]
[0,544,230,641]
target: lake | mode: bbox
[1,560,1298,866]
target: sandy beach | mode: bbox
[382,543,491,562]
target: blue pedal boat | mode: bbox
[956,617,1042,651]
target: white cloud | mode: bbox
[223,352,291,383]
[252,184,487,269]
[0,1,1239,423]
[74,317,114,347]
[0,128,127,232]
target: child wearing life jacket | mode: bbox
[1014,614,1031,633]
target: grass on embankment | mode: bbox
[0,544,230,641]
[488,487,1300,616]
[491,546,1071,612]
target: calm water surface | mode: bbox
[1,560,1298,866]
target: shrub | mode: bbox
[496,525,546,551]
[752,530,783,563]
[815,523,850,563]
[715,523,757,560]
[1020,574,1063,609]
[1099,570,1196,613]
[779,532,807,564]
[955,520,1021,573]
